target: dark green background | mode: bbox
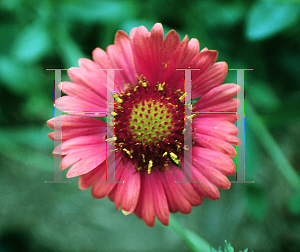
[1,0,300,251]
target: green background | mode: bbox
[0,0,300,251]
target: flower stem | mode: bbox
[165,215,211,252]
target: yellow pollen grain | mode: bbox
[170,152,179,164]
[179,93,186,101]
[114,93,123,103]
[148,160,153,174]
[106,136,116,142]
[158,82,165,91]
[162,152,168,157]
[123,148,133,158]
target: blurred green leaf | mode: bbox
[288,189,300,215]
[247,101,300,190]
[0,127,53,171]
[197,1,247,28]
[261,92,300,128]
[120,20,185,40]
[51,24,87,68]
[59,0,135,24]
[0,56,44,95]
[245,124,262,180]
[245,1,300,41]
[247,81,280,113]
[210,240,250,252]
[245,185,268,222]
[10,20,51,63]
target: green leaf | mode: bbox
[11,20,51,62]
[210,241,250,252]
[246,1,300,41]
[224,241,234,252]
[288,189,300,215]
[59,0,135,24]
[247,101,300,190]
[245,185,268,222]
[0,56,44,95]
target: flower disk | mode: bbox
[114,77,189,174]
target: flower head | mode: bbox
[47,23,241,227]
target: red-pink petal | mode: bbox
[150,170,169,225]
[135,170,156,227]
[91,153,124,199]
[193,118,241,145]
[194,84,240,112]
[192,62,228,97]
[121,162,141,214]
[54,96,106,114]
[107,31,137,90]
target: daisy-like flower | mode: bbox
[47,23,241,227]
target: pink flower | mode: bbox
[47,23,241,227]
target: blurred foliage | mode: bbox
[1,0,300,251]
[210,240,250,252]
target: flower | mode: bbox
[47,23,241,227]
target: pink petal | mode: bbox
[194,161,231,189]
[194,132,237,158]
[92,48,113,69]
[66,147,106,178]
[54,135,105,155]
[47,115,106,130]
[149,23,164,84]
[150,170,169,225]
[171,165,204,206]
[54,96,106,114]
[159,165,192,214]
[68,67,109,97]
[78,160,106,190]
[194,84,240,112]
[135,170,156,227]
[192,168,221,200]
[192,62,228,97]
[59,81,107,108]
[194,111,239,123]
[193,146,236,176]
[79,152,123,190]
[91,153,124,198]
[193,118,241,145]
[121,162,141,214]
[107,30,138,90]
[131,26,152,84]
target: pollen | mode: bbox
[113,77,193,173]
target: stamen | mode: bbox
[148,160,153,174]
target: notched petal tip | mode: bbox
[151,23,163,33]
[47,132,54,140]
[46,118,54,129]
[114,30,132,48]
